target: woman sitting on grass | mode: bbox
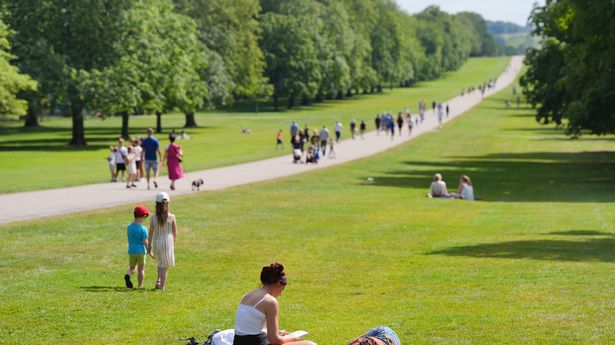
[233,263,316,345]
[454,175,474,200]
[428,173,449,198]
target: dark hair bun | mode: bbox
[260,263,285,285]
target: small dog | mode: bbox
[241,127,251,135]
[191,179,204,191]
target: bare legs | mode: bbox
[156,266,168,290]
[126,264,145,288]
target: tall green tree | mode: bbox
[0,19,37,117]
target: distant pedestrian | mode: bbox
[319,125,329,155]
[350,119,357,139]
[406,114,413,136]
[275,129,284,150]
[360,120,366,139]
[290,121,299,144]
[124,205,151,289]
[432,101,436,112]
[334,121,343,143]
[125,146,138,189]
[131,138,143,181]
[388,118,395,140]
[396,113,404,136]
[163,135,183,191]
[114,138,128,182]
[328,140,336,159]
[446,104,450,118]
[375,114,381,135]
[148,192,176,291]
[141,128,161,190]
[303,124,310,142]
[437,103,444,128]
[107,146,117,182]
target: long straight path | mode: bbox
[0,56,524,225]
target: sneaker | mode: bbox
[124,274,133,289]
[153,181,158,188]
[131,184,137,188]
[126,185,131,189]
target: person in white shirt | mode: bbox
[232,263,316,345]
[455,175,475,200]
[114,138,129,182]
[107,146,116,182]
[334,121,343,142]
[428,173,449,198]
[131,138,143,181]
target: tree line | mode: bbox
[521,0,615,136]
[0,0,499,146]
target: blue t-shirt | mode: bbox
[127,223,148,254]
[141,136,160,161]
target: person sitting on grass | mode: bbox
[428,173,449,198]
[232,263,316,345]
[124,205,151,289]
[454,175,474,200]
[347,326,401,345]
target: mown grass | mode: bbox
[1,76,614,345]
[0,57,508,194]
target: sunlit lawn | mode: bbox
[1,76,614,344]
[0,57,508,194]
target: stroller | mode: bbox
[305,145,318,164]
[293,149,302,164]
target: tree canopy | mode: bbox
[521,0,615,136]
[0,0,502,144]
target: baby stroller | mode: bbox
[292,149,302,164]
[305,145,317,164]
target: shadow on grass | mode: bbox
[547,230,614,236]
[365,151,615,202]
[428,231,615,263]
[79,286,134,292]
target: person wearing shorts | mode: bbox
[141,128,161,189]
[114,138,128,182]
[124,205,151,289]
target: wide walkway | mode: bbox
[0,56,524,225]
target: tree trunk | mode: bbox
[287,94,295,109]
[121,111,130,139]
[69,103,87,146]
[336,90,344,99]
[346,89,353,98]
[156,111,162,133]
[24,97,40,127]
[301,95,311,106]
[184,112,198,128]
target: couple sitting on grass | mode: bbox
[231,263,401,345]
[428,173,474,200]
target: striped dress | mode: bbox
[151,213,175,268]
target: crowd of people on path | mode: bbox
[106,128,185,190]
[427,173,475,200]
[123,206,400,345]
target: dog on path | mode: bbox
[191,179,205,191]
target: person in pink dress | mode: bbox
[163,135,183,190]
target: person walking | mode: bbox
[334,121,343,143]
[163,134,183,191]
[124,205,151,289]
[148,192,176,291]
[125,146,138,189]
[350,119,357,140]
[374,114,381,135]
[131,138,143,181]
[446,104,450,118]
[396,113,404,136]
[114,138,128,182]
[141,128,161,190]
[319,125,329,156]
[107,146,117,182]
[437,103,444,128]
[406,113,413,136]
[359,120,366,139]
[275,129,284,150]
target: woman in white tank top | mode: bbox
[233,263,316,345]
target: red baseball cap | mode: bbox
[133,205,151,217]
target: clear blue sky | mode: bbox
[396,0,545,26]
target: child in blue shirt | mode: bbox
[124,205,151,289]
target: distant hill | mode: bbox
[486,21,537,55]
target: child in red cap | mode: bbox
[124,205,151,289]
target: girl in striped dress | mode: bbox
[148,192,177,291]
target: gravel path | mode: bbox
[0,56,524,225]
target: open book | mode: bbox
[289,330,309,339]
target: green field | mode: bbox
[0,57,508,194]
[1,74,614,344]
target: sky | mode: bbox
[396,0,545,26]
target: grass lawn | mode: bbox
[0,57,508,194]
[1,76,614,345]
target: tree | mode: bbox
[521,0,615,135]
[0,19,37,118]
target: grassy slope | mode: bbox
[0,57,508,194]
[1,76,614,344]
